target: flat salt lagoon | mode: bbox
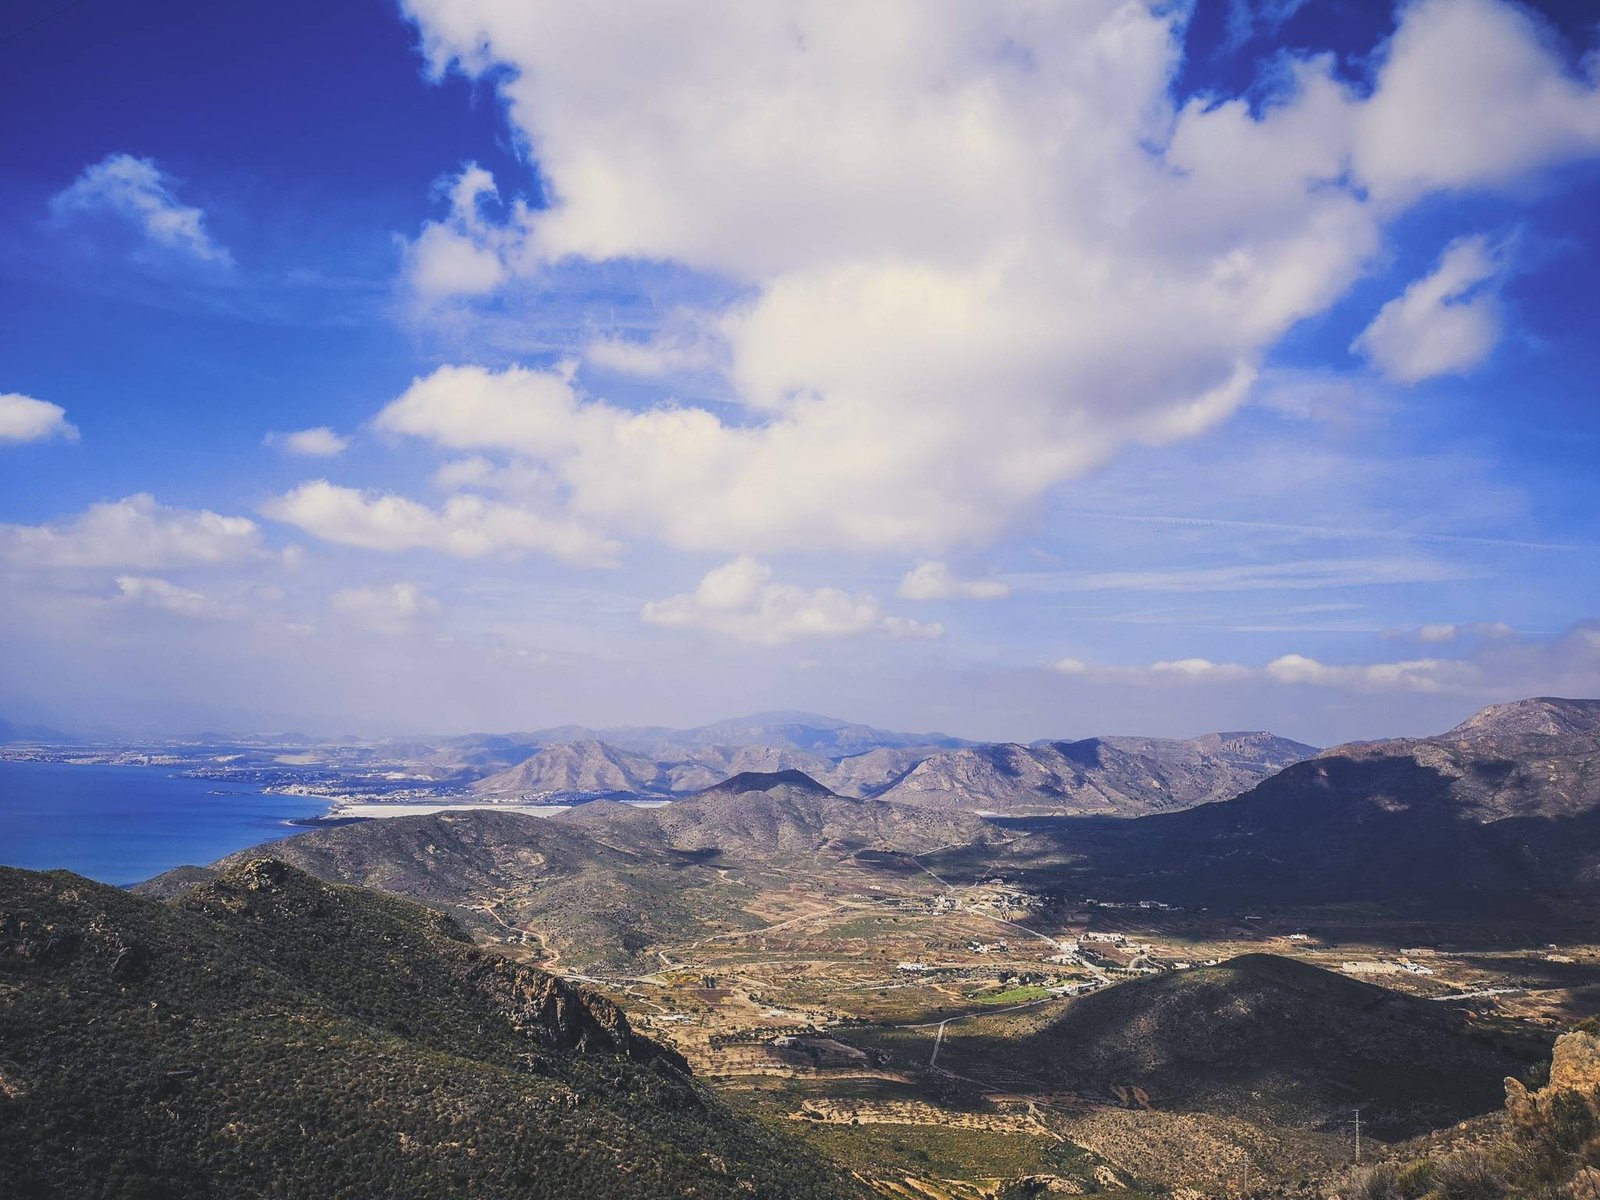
[0,760,330,886]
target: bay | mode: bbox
[0,760,328,887]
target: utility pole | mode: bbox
[1354,1107,1362,1166]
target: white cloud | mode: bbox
[1055,650,1470,693]
[0,393,78,444]
[584,327,722,379]
[114,575,237,620]
[51,154,231,266]
[1055,656,1254,684]
[382,0,1600,558]
[266,426,349,457]
[1262,653,1468,692]
[404,163,520,298]
[1413,620,1516,644]
[0,494,262,569]
[897,561,1010,601]
[1352,236,1509,383]
[330,582,441,635]
[259,479,617,565]
[642,556,941,645]
[1353,0,1600,205]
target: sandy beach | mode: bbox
[324,800,670,820]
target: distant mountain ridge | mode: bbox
[466,712,1314,815]
[0,716,77,744]
[472,737,668,798]
[518,710,970,758]
[876,730,1317,816]
[1064,697,1600,911]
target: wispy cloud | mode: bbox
[1353,235,1512,383]
[1013,558,1474,595]
[898,561,1010,601]
[50,154,231,266]
[265,427,349,458]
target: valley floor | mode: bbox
[470,853,1585,1197]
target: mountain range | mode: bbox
[466,713,1317,816]
[141,697,1600,966]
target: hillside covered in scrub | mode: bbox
[0,860,869,1200]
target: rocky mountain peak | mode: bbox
[1449,697,1600,741]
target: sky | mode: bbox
[2,0,1599,746]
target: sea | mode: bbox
[0,760,329,887]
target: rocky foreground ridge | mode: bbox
[0,860,867,1200]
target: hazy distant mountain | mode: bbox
[1020,954,1545,1139]
[1070,697,1600,911]
[523,710,969,758]
[0,716,76,744]
[877,730,1316,815]
[471,738,668,798]
[812,746,942,797]
[467,714,970,799]
[3,861,864,1199]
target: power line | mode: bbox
[0,0,93,49]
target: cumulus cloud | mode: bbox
[1352,236,1510,383]
[330,582,441,635]
[897,561,1010,601]
[377,0,1600,558]
[0,494,262,569]
[0,393,78,444]
[51,154,231,265]
[266,426,349,457]
[1352,0,1600,205]
[259,479,616,565]
[642,557,941,645]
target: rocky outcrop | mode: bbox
[1506,1029,1600,1125]
[1450,697,1600,742]
[456,953,688,1072]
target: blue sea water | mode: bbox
[0,760,329,886]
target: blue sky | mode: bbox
[2,0,1599,744]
